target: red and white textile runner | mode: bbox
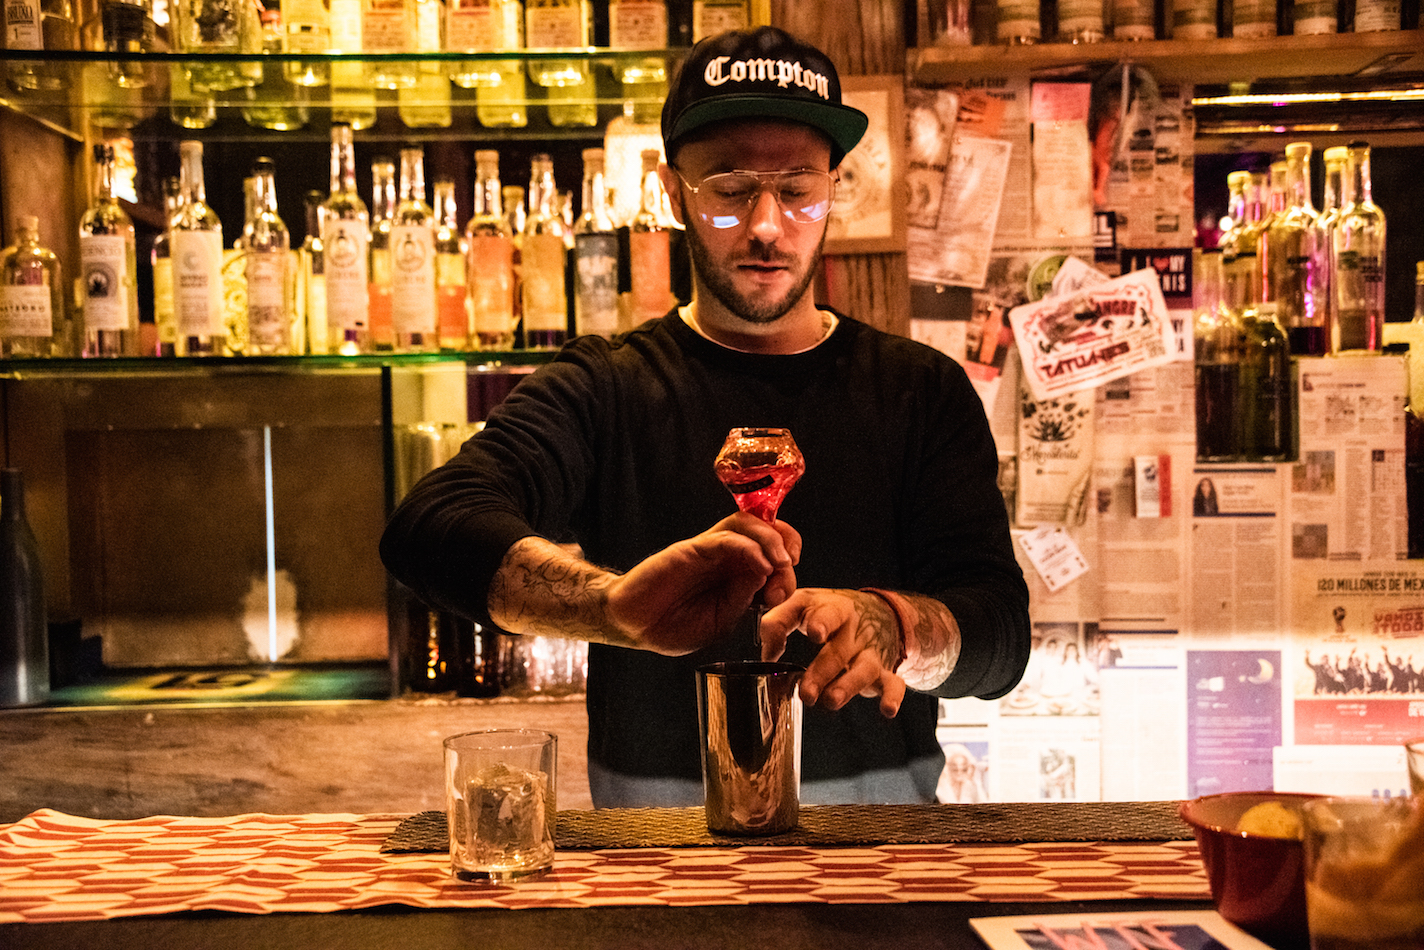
[0,809,1209,924]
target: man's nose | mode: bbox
[746,187,784,243]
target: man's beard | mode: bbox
[683,219,825,326]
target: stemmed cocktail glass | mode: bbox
[714,427,805,645]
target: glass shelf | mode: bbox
[0,350,553,378]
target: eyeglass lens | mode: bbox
[693,171,836,229]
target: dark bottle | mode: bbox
[1193,248,1244,461]
[1239,305,1293,462]
[1,468,49,707]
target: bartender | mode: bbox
[380,25,1031,807]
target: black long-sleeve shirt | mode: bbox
[380,311,1030,789]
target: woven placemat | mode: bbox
[381,800,1190,853]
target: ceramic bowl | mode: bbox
[1179,791,1323,950]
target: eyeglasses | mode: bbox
[672,168,838,230]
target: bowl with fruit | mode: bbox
[1179,791,1323,950]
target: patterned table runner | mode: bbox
[0,808,1210,925]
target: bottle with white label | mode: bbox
[245,158,293,355]
[0,215,64,357]
[79,142,139,357]
[465,150,518,348]
[433,179,469,351]
[329,0,378,129]
[572,147,619,338]
[472,0,527,127]
[526,0,595,127]
[692,0,747,40]
[282,0,331,87]
[4,0,76,92]
[391,147,439,352]
[521,154,568,349]
[1331,141,1386,353]
[363,0,416,88]
[170,140,226,357]
[321,124,371,355]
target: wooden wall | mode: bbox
[772,0,911,338]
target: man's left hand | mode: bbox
[758,589,906,716]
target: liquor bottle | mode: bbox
[628,147,672,326]
[244,158,293,355]
[608,0,668,124]
[434,179,469,350]
[1059,0,1106,41]
[451,0,514,86]
[572,147,619,338]
[390,147,439,353]
[4,0,77,92]
[362,0,416,89]
[1293,0,1338,33]
[0,215,64,358]
[1354,0,1402,30]
[172,0,260,93]
[465,151,518,349]
[170,141,226,357]
[1238,297,1291,462]
[151,175,182,356]
[1262,143,1327,357]
[168,61,217,129]
[243,7,311,130]
[1331,141,1386,354]
[369,157,397,350]
[0,468,48,708]
[996,0,1041,42]
[1171,0,1215,37]
[400,0,453,128]
[1110,0,1154,38]
[1231,0,1277,35]
[81,0,155,128]
[693,0,748,40]
[283,0,331,86]
[1317,146,1346,345]
[526,0,595,127]
[300,191,328,355]
[329,0,378,129]
[1193,248,1242,461]
[467,0,527,126]
[321,124,371,355]
[79,143,139,357]
[521,154,569,349]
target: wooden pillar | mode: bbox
[771,0,910,338]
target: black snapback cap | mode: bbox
[661,26,869,165]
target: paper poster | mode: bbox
[907,134,1012,289]
[1009,266,1175,401]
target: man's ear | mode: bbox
[657,163,687,227]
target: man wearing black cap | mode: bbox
[380,27,1030,806]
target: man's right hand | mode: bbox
[487,513,800,656]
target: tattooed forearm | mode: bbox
[897,594,961,691]
[487,537,639,648]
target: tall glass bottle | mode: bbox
[363,0,416,88]
[168,60,218,129]
[301,191,328,355]
[369,157,397,350]
[283,0,331,87]
[628,147,672,325]
[572,147,619,338]
[79,143,139,357]
[0,216,64,358]
[1193,248,1242,461]
[451,0,510,86]
[434,179,468,351]
[521,154,568,349]
[5,0,77,92]
[390,147,439,352]
[329,0,378,128]
[170,141,226,357]
[469,0,527,127]
[244,158,293,355]
[151,175,182,356]
[0,468,48,708]
[172,0,259,93]
[526,0,594,128]
[608,0,667,124]
[693,0,747,39]
[1239,299,1291,462]
[244,7,311,130]
[1318,146,1347,350]
[1221,169,1264,316]
[81,0,155,128]
[321,124,371,355]
[1262,143,1327,357]
[400,0,453,128]
[465,151,517,349]
[1332,141,1386,354]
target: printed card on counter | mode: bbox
[1008,266,1175,402]
[1016,525,1089,593]
[970,910,1274,950]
